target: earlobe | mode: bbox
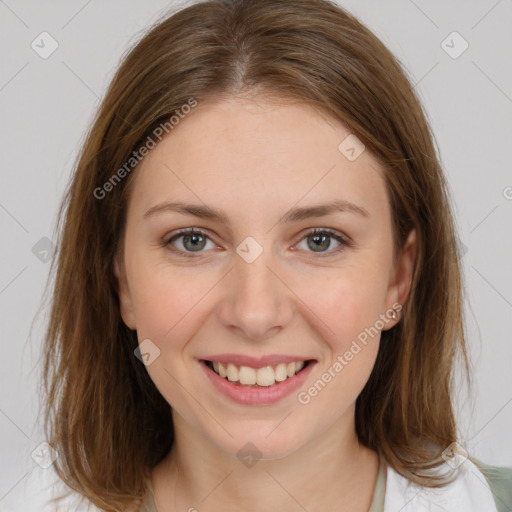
[384,228,417,329]
[113,256,137,330]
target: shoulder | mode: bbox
[0,465,99,512]
[383,458,506,512]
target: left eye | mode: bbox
[295,228,348,255]
[164,228,349,256]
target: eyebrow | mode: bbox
[143,199,369,224]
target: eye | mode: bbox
[295,228,350,256]
[164,228,216,255]
[163,227,350,258]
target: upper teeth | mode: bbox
[211,361,306,386]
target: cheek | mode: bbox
[128,251,214,341]
[290,262,389,409]
[127,263,210,413]
[299,263,390,348]
[295,273,385,416]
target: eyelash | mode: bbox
[162,227,351,258]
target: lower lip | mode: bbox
[199,360,316,405]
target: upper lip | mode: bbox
[200,353,316,368]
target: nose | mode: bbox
[217,243,295,341]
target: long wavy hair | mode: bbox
[40,0,470,509]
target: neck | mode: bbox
[151,410,380,512]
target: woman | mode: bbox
[32,0,511,510]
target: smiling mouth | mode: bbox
[203,359,313,387]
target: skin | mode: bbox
[114,93,417,512]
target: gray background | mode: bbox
[1,0,511,506]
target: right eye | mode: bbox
[164,228,218,256]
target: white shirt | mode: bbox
[1,458,499,512]
[383,458,499,512]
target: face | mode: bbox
[114,94,416,461]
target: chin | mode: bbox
[204,420,310,463]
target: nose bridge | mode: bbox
[219,236,293,339]
[237,247,276,301]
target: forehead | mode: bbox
[128,95,389,223]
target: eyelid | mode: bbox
[296,226,351,243]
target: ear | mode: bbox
[382,228,417,330]
[113,255,137,330]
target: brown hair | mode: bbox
[41,0,471,509]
